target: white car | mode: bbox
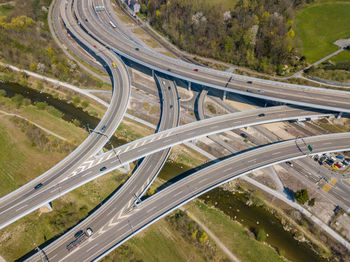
[86,228,93,236]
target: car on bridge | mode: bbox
[34,183,43,190]
[258,113,265,117]
[100,166,107,172]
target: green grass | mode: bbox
[188,201,286,262]
[103,215,228,262]
[328,49,350,63]
[295,2,350,63]
[0,4,13,16]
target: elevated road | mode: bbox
[72,0,350,113]
[28,132,350,261]
[0,0,131,229]
[0,106,333,229]
[23,75,181,262]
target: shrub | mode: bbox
[81,100,89,108]
[72,119,80,127]
[35,101,48,110]
[0,89,7,96]
[256,228,266,242]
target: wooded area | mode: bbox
[139,0,314,74]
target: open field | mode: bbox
[188,201,286,262]
[295,1,350,63]
[103,218,228,262]
[329,49,350,63]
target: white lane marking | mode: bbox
[163,138,173,144]
[173,191,183,198]
[322,142,333,145]
[271,151,281,156]
[86,244,98,253]
[232,121,241,124]
[137,147,147,153]
[82,171,92,177]
[96,156,105,165]
[247,159,256,163]
[146,206,157,214]
[106,153,114,160]
[50,254,57,260]
[15,205,28,212]
[50,187,60,193]
[223,167,232,173]
[107,208,116,217]
[209,125,217,130]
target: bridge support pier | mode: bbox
[223,90,227,101]
[152,69,154,78]
[188,81,191,91]
[123,163,131,173]
[44,202,53,212]
[337,112,343,119]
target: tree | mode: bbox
[308,198,315,207]
[295,189,309,204]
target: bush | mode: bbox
[47,105,64,118]
[81,100,89,108]
[256,228,267,242]
[72,119,80,127]
[0,89,7,96]
[73,96,81,104]
[35,101,48,110]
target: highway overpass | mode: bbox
[71,0,350,113]
[0,106,333,229]
[27,132,350,261]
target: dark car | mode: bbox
[240,133,248,138]
[101,125,106,132]
[135,47,139,51]
[100,166,107,172]
[85,18,88,22]
[74,230,83,238]
[167,68,171,72]
[168,86,171,90]
[247,81,253,84]
[170,105,174,109]
[246,89,253,93]
[34,183,43,190]
[258,113,265,117]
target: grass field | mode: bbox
[295,1,350,63]
[328,49,350,63]
[106,219,227,262]
[188,201,286,262]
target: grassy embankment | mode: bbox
[295,0,350,82]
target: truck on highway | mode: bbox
[66,228,93,252]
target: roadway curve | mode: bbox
[0,0,131,229]
[0,106,332,229]
[74,0,350,113]
[28,132,350,261]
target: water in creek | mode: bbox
[0,82,125,148]
[199,188,328,262]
